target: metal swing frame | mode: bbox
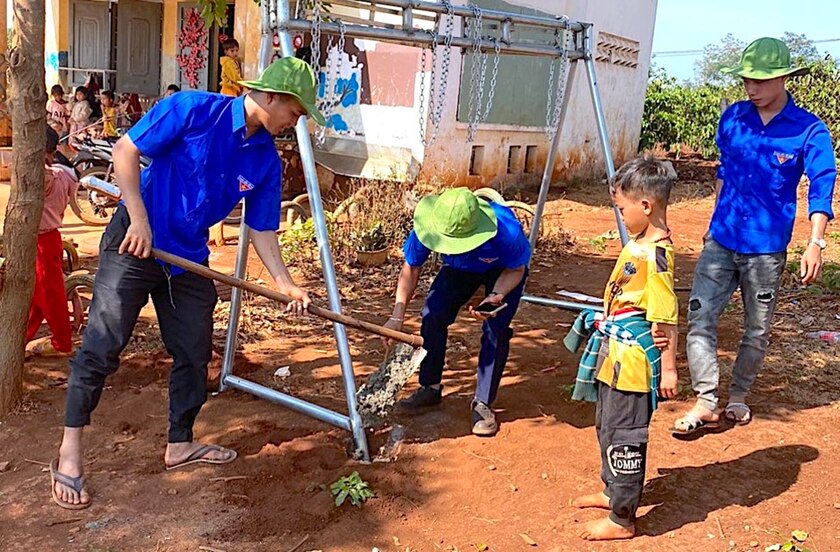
[220,0,628,461]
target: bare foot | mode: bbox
[579,517,635,541]
[673,403,720,433]
[164,441,235,467]
[54,439,91,507]
[571,491,610,509]
[688,403,720,422]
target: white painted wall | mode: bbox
[313,0,658,185]
[419,0,658,187]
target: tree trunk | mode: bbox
[0,0,45,413]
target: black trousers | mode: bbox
[596,382,653,527]
[64,206,217,442]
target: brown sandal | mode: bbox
[50,459,91,510]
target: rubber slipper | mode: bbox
[724,402,752,426]
[50,458,91,510]
[165,444,238,471]
[670,413,720,436]
[27,339,73,358]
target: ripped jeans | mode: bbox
[686,238,786,412]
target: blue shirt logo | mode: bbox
[238,175,255,192]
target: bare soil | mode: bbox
[2,157,840,552]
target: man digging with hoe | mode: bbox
[50,57,325,509]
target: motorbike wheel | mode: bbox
[71,166,118,226]
[65,272,95,333]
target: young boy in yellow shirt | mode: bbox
[220,38,243,97]
[565,156,679,541]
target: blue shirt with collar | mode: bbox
[403,202,532,272]
[127,92,282,271]
[711,95,836,254]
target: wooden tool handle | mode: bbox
[152,248,423,347]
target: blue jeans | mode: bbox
[686,238,786,412]
[419,266,527,405]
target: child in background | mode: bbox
[68,86,93,143]
[120,93,143,125]
[100,90,119,139]
[219,38,243,96]
[25,127,79,357]
[565,156,679,541]
[165,84,181,97]
[46,84,69,135]
[211,38,243,247]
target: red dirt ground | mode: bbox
[2,157,840,552]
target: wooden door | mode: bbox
[116,0,162,95]
[70,0,110,88]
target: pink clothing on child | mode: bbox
[40,164,78,233]
[47,99,69,133]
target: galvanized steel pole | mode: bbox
[527,61,578,251]
[277,0,371,461]
[220,0,276,391]
[583,24,629,245]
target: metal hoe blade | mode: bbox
[356,343,427,428]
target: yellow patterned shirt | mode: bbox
[595,239,678,393]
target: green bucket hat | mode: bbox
[239,56,326,125]
[722,37,809,80]
[413,188,498,255]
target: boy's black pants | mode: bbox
[64,205,218,442]
[596,381,653,527]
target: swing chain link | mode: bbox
[420,0,454,148]
[418,35,431,147]
[466,3,502,143]
[310,0,323,101]
[545,16,572,140]
[466,3,486,142]
[483,38,501,122]
[315,18,347,146]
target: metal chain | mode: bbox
[418,39,430,147]
[315,31,336,145]
[315,19,347,146]
[546,18,572,140]
[424,32,438,141]
[482,38,501,121]
[423,1,454,147]
[545,58,556,131]
[466,3,484,142]
[310,1,322,85]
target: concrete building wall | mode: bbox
[160,0,180,93]
[304,0,657,186]
[419,0,658,187]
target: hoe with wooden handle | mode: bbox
[153,248,425,426]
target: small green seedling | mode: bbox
[767,530,811,552]
[330,471,374,507]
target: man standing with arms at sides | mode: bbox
[672,38,836,435]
